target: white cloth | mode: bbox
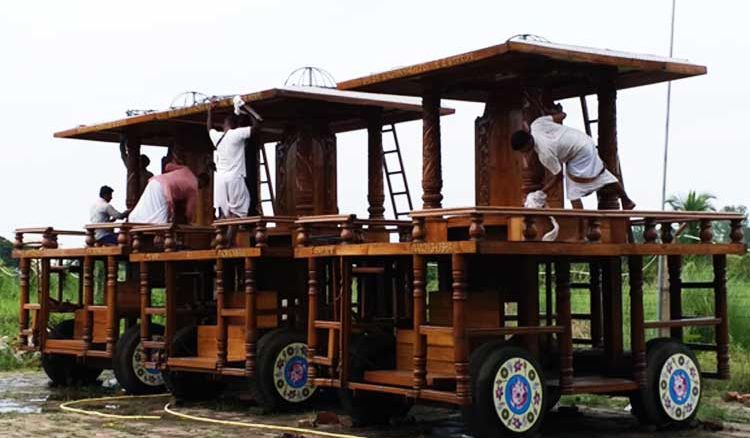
[214,172,250,217]
[523,190,559,241]
[209,126,252,216]
[232,95,245,115]
[128,180,168,224]
[530,115,618,200]
[89,198,126,240]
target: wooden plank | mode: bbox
[643,317,721,329]
[13,247,124,258]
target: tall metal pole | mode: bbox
[657,0,677,325]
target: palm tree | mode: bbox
[666,190,716,243]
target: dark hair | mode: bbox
[99,185,114,198]
[140,154,150,167]
[224,113,240,128]
[511,130,533,151]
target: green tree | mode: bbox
[666,190,716,243]
[0,236,17,269]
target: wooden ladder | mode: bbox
[258,145,275,215]
[580,96,626,192]
[381,124,413,219]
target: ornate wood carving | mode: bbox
[105,256,117,355]
[452,254,470,402]
[215,258,227,368]
[306,258,318,380]
[367,112,386,220]
[475,112,491,206]
[422,88,443,209]
[700,220,714,243]
[412,255,427,389]
[244,257,257,376]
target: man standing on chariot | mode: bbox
[206,100,260,218]
[511,106,635,210]
[89,185,129,245]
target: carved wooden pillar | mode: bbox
[139,261,150,352]
[714,254,730,379]
[452,254,470,404]
[367,111,385,220]
[215,258,227,368]
[105,256,118,355]
[164,262,176,357]
[244,257,257,376]
[602,257,623,373]
[307,258,319,380]
[596,71,621,210]
[518,257,540,357]
[555,260,573,392]
[422,88,443,209]
[82,257,93,351]
[667,255,683,340]
[38,259,50,349]
[412,254,427,389]
[18,258,30,346]
[125,135,142,210]
[628,256,647,387]
[589,262,604,348]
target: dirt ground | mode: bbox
[1,370,750,438]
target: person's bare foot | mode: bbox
[622,198,636,210]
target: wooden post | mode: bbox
[422,87,443,209]
[307,258,319,380]
[39,259,50,349]
[602,257,624,373]
[518,257,540,357]
[82,257,93,351]
[18,258,30,347]
[215,258,227,369]
[412,254,427,389]
[596,71,621,210]
[105,256,118,355]
[555,260,573,392]
[339,258,352,387]
[244,257,257,376]
[714,255,730,379]
[367,111,385,221]
[452,254,470,404]
[139,262,150,351]
[628,256,647,387]
[667,255,683,340]
[125,135,142,210]
[544,261,553,327]
[589,262,604,348]
[164,263,176,357]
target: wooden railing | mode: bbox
[14,227,87,249]
[212,216,297,249]
[409,207,746,245]
[84,222,146,248]
[294,214,411,246]
[130,223,215,252]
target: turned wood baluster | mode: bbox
[139,261,150,355]
[18,258,30,347]
[42,228,57,249]
[523,215,538,240]
[82,257,93,351]
[14,232,24,250]
[660,222,674,244]
[215,259,227,368]
[452,254,470,404]
[296,224,310,247]
[628,256,647,387]
[214,226,226,249]
[469,213,485,241]
[244,257,257,376]
[105,256,118,355]
[412,255,427,389]
[411,217,425,243]
[643,219,658,243]
[38,259,50,349]
[555,260,574,392]
[307,258,319,380]
[699,219,713,243]
[340,217,355,244]
[254,222,268,248]
[586,218,602,242]
[117,227,129,247]
[668,255,683,340]
[131,232,141,253]
[730,219,744,243]
[164,229,177,252]
[714,255,730,379]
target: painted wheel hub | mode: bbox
[273,342,316,403]
[492,357,543,433]
[659,353,700,421]
[132,341,164,387]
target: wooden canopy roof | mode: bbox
[337,40,707,101]
[54,86,454,146]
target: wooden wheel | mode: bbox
[41,320,102,386]
[113,324,165,394]
[164,326,224,401]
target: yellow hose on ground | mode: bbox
[60,394,366,438]
[59,393,168,420]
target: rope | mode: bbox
[59,394,366,438]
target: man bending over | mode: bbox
[128,162,199,224]
[511,107,635,210]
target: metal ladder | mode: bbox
[258,145,275,215]
[381,124,413,219]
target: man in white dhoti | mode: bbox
[206,102,260,218]
[511,109,635,210]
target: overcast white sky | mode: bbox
[0,1,747,243]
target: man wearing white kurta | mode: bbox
[511,110,635,210]
[207,106,255,218]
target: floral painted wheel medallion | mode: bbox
[273,342,316,403]
[659,353,700,421]
[492,357,543,433]
[132,342,163,387]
